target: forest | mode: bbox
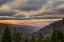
[0,22,64,42]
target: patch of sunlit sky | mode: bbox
[0,18,62,27]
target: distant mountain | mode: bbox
[0,23,41,35]
[33,18,64,37]
[8,24,41,35]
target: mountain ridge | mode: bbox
[0,23,41,35]
[32,18,64,37]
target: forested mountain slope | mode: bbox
[33,18,64,37]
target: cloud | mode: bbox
[54,8,64,14]
[0,11,16,16]
[16,0,47,11]
[57,4,64,9]
[0,0,13,6]
[0,0,64,20]
[0,4,11,11]
[52,1,64,8]
[14,6,46,16]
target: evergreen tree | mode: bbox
[13,28,17,42]
[60,31,64,42]
[57,29,60,39]
[51,28,57,42]
[57,30,64,42]
[24,35,28,42]
[37,33,43,42]
[2,25,12,42]
[31,36,35,42]
[16,32,22,42]
[13,28,23,42]
[57,40,61,42]
[51,28,64,42]
[42,40,48,42]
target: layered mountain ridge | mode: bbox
[33,18,64,37]
[8,24,41,35]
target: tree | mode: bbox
[57,29,64,42]
[16,32,23,42]
[51,28,57,42]
[51,27,64,42]
[24,35,28,42]
[57,40,61,42]
[59,31,64,42]
[31,36,35,42]
[13,28,17,42]
[2,25,12,42]
[42,40,48,42]
[13,28,23,42]
[37,33,43,42]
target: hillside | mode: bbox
[8,24,40,35]
[0,23,40,35]
[33,18,64,37]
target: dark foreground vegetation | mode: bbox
[0,24,64,42]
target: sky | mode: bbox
[0,18,62,27]
[0,20,52,27]
[0,0,64,20]
[0,0,64,27]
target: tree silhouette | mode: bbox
[13,28,17,42]
[24,35,28,42]
[51,28,57,42]
[31,36,35,42]
[37,33,43,42]
[16,32,23,42]
[2,25,12,42]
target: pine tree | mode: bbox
[54,28,64,42]
[31,36,35,42]
[13,28,17,42]
[13,28,23,42]
[16,32,23,42]
[57,40,61,42]
[37,33,43,42]
[42,40,48,42]
[60,31,64,42]
[51,22,58,42]
[57,29,60,39]
[24,35,28,42]
[51,28,57,42]
[2,25,12,42]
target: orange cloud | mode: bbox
[0,20,50,27]
[0,18,62,27]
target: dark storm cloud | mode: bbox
[0,18,9,20]
[0,11,16,16]
[16,6,40,11]
[32,8,64,19]
[55,8,64,14]
[16,0,47,11]
[1,8,63,20]
[30,15,64,19]
[42,8,64,15]
[0,0,64,20]
[0,0,13,6]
